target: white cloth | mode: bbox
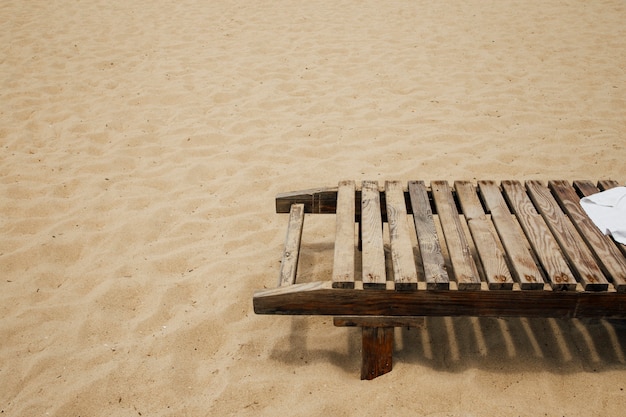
[580,186,626,244]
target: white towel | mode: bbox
[579,186,626,245]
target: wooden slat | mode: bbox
[455,181,514,290]
[500,180,576,290]
[572,180,626,269]
[454,181,487,220]
[408,181,449,289]
[431,181,480,290]
[332,181,356,289]
[550,181,626,292]
[385,181,418,291]
[597,180,622,191]
[253,281,626,318]
[276,188,411,219]
[278,204,305,287]
[361,181,387,289]
[590,181,626,255]
[274,180,623,214]
[573,180,602,197]
[478,181,546,289]
[573,180,623,197]
[526,180,608,291]
[276,188,339,214]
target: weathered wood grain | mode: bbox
[526,180,609,291]
[253,281,626,318]
[573,180,602,197]
[574,180,626,270]
[578,180,626,256]
[455,181,514,290]
[278,204,305,287]
[361,181,387,289]
[597,180,623,191]
[549,180,626,292]
[478,181,546,290]
[576,180,626,258]
[361,327,394,380]
[431,181,481,290]
[276,187,340,214]
[332,181,356,289]
[408,181,449,289]
[276,187,412,219]
[385,181,418,291]
[454,180,487,220]
[500,180,576,290]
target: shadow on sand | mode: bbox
[270,315,626,376]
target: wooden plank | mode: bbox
[587,180,625,255]
[431,181,480,290]
[573,179,623,195]
[478,181,547,290]
[385,181,418,291]
[598,180,622,191]
[274,180,624,214]
[465,218,512,289]
[276,187,411,219]
[332,181,356,289]
[455,181,514,290]
[408,181,449,289]
[526,181,608,291]
[253,281,626,318]
[573,180,602,197]
[573,180,626,268]
[454,181,487,220]
[276,187,339,214]
[500,180,576,290]
[361,181,387,289]
[550,181,626,292]
[361,327,394,380]
[592,181,626,256]
[278,204,305,287]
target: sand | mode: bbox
[1,0,626,415]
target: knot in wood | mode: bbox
[554,273,569,283]
[524,274,537,282]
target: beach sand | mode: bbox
[1,0,626,415]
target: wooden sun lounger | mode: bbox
[253,180,626,379]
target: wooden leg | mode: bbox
[361,326,394,380]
